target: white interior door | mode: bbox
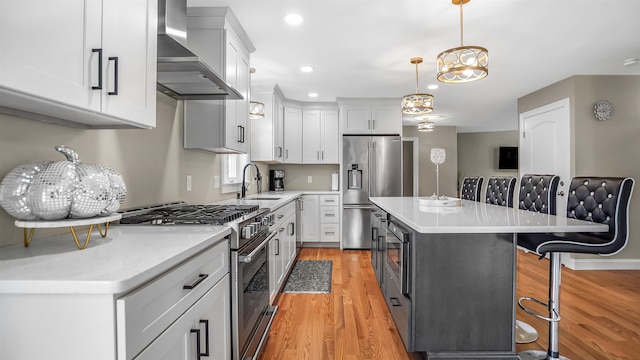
[519,98,571,214]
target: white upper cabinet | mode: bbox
[184,7,254,153]
[283,107,302,163]
[339,99,401,134]
[0,0,157,129]
[302,109,339,164]
[250,87,285,163]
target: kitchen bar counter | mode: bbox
[368,197,607,359]
[0,225,230,294]
[369,197,608,233]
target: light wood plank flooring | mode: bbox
[261,248,640,360]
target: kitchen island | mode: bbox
[369,197,607,360]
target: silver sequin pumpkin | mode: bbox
[0,146,127,220]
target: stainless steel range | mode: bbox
[119,202,277,360]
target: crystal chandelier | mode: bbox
[437,0,488,83]
[402,57,434,115]
[417,121,435,132]
[249,101,264,119]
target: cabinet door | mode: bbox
[134,278,230,360]
[299,195,319,242]
[101,0,157,127]
[224,34,241,152]
[194,274,231,360]
[273,95,285,162]
[285,217,297,268]
[235,52,251,153]
[370,104,401,134]
[321,110,340,163]
[302,110,322,164]
[342,105,371,134]
[284,107,303,163]
[0,0,102,111]
[269,237,279,302]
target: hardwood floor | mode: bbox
[261,248,640,360]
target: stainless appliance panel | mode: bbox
[371,135,402,197]
[342,136,371,205]
[342,205,371,249]
[385,221,410,296]
[342,135,401,249]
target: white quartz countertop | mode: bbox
[369,197,608,234]
[0,225,231,295]
[216,190,340,211]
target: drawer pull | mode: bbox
[390,297,402,307]
[190,319,209,359]
[277,214,284,219]
[183,273,208,290]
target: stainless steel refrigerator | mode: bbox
[342,135,402,249]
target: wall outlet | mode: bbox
[214,175,220,189]
[307,176,313,183]
[186,175,192,192]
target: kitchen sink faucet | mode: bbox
[241,163,262,198]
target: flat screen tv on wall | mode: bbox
[498,147,518,170]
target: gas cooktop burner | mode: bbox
[119,204,260,225]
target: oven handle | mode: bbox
[239,232,276,263]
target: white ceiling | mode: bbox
[188,0,640,133]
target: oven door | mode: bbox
[385,221,410,296]
[231,229,275,360]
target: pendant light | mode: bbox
[402,57,434,115]
[248,67,264,119]
[417,121,435,132]
[249,101,264,119]
[437,0,488,83]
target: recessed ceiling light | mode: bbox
[427,84,439,90]
[308,93,318,98]
[300,66,314,72]
[284,14,303,25]
[623,57,640,66]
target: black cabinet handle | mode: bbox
[238,125,242,143]
[288,222,295,236]
[275,239,280,255]
[92,48,102,90]
[372,227,378,241]
[390,297,401,307]
[189,321,209,360]
[108,56,118,95]
[183,273,208,290]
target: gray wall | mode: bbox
[0,94,267,248]
[403,125,458,198]
[457,131,519,201]
[518,75,640,261]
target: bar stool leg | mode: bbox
[519,253,569,360]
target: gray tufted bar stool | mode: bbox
[460,176,484,201]
[486,177,516,207]
[517,177,635,360]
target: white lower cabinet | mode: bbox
[299,194,340,243]
[0,238,230,360]
[134,274,230,360]
[268,200,298,303]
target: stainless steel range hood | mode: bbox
[157,0,242,100]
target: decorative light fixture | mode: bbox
[430,148,446,196]
[248,67,264,120]
[249,101,264,120]
[437,0,488,83]
[417,121,435,132]
[402,57,434,115]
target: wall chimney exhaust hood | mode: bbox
[156,0,242,100]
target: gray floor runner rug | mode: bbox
[282,260,332,294]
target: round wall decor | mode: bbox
[593,100,614,121]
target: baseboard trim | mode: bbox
[563,257,640,270]
[517,247,640,270]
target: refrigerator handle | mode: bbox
[367,141,372,197]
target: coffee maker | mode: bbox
[269,170,285,191]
